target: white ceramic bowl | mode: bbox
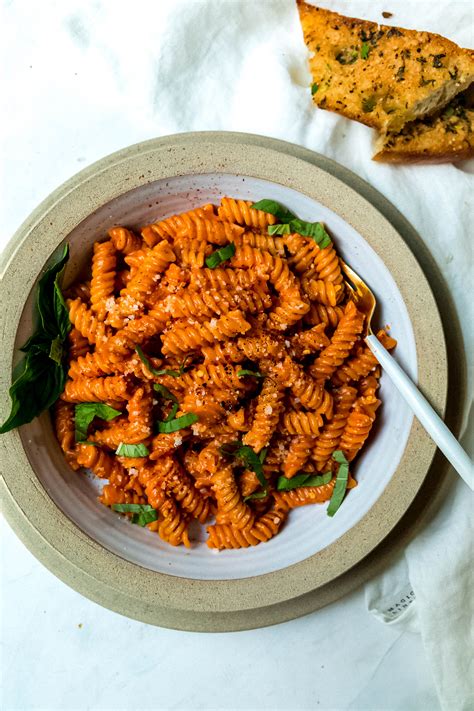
[1,133,445,629]
[17,173,416,580]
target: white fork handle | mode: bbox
[366,334,473,490]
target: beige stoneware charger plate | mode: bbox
[0,132,464,632]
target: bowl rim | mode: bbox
[0,131,447,619]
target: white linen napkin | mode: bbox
[365,414,474,710]
[1,1,472,708]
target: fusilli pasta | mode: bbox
[53,196,395,550]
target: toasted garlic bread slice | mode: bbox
[374,89,474,162]
[297,1,474,133]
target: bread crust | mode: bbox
[374,146,473,163]
[297,1,474,133]
[374,96,474,162]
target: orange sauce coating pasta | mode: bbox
[53,197,396,550]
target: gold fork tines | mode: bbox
[339,261,473,487]
[341,261,376,338]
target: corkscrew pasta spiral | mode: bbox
[142,204,216,247]
[67,328,90,361]
[217,197,277,229]
[53,195,395,551]
[67,298,109,345]
[90,239,117,322]
[284,435,315,478]
[108,226,142,255]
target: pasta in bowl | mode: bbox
[15,195,396,552]
[2,134,445,628]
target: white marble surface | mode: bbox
[1,1,472,709]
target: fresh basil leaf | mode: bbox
[307,222,331,247]
[20,331,52,355]
[360,42,370,59]
[36,358,67,408]
[255,201,331,248]
[53,276,71,341]
[276,471,332,491]
[267,223,291,236]
[244,489,268,502]
[136,347,188,379]
[332,449,348,465]
[157,368,181,377]
[298,220,331,248]
[219,441,242,457]
[237,369,264,378]
[327,450,350,517]
[268,218,331,248]
[164,402,179,423]
[135,345,174,377]
[205,242,236,269]
[116,442,149,457]
[112,503,158,526]
[259,447,268,464]
[240,449,267,492]
[112,503,155,513]
[0,348,67,434]
[276,474,308,491]
[0,246,72,435]
[132,510,158,526]
[157,412,198,433]
[237,446,266,486]
[136,349,190,379]
[220,441,267,490]
[49,336,64,365]
[35,244,71,340]
[74,402,122,443]
[289,219,332,247]
[153,383,178,403]
[311,82,319,95]
[307,471,332,486]
[250,200,296,222]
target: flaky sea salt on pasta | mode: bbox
[55,196,396,551]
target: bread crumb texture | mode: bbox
[375,89,474,162]
[297,1,474,134]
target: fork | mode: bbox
[341,261,473,490]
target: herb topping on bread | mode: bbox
[374,88,474,162]
[297,1,474,133]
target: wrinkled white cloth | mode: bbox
[1,1,473,709]
[366,415,474,710]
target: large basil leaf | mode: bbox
[36,244,71,340]
[0,245,71,434]
[0,349,67,433]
